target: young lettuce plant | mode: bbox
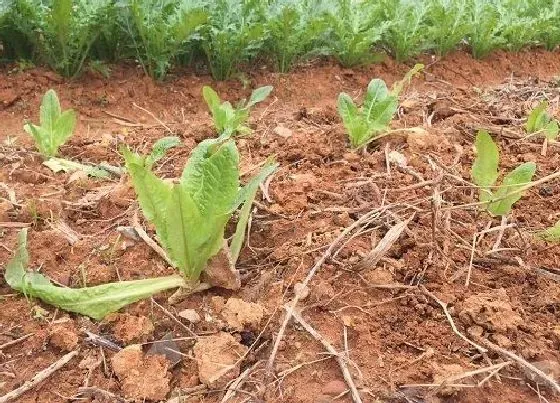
[378,0,429,62]
[322,0,387,67]
[468,0,504,59]
[12,0,113,77]
[525,101,559,141]
[201,0,266,80]
[24,89,77,158]
[426,0,470,56]
[265,0,327,73]
[123,136,277,283]
[124,0,207,79]
[202,85,273,136]
[536,221,560,242]
[471,130,536,216]
[4,137,276,320]
[337,64,423,149]
[495,0,541,52]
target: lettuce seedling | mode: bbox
[468,0,504,59]
[201,0,266,80]
[4,229,187,320]
[426,0,470,56]
[24,89,77,157]
[471,130,536,216]
[265,0,327,73]
[12,0,113,77]
[203,85,273,137]
[526,101,559,141]
[126,0,207,79]
[337,64,423,149]
[323,0,387,67]
[123,136,277,282]
[378,0,429,61]
[536,221,560,242]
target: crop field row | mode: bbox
[1,0,560,79]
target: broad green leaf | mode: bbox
[338,92,368,148]
[24,89,76,157]
[536,221,560,242]
[5,229,186,320]
[472,130,499,189]
[122,147,173,248]
[147,136,181,168]
[202,86,221,111]
[487,162,536,216]
[545,121,559,141]
[181,140,240,217]
[246,86,273,108]
[526,101,548,133]
[230,161,278,264]
[363,79,390,116]
[366,96,399,131]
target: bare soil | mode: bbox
[2,49,560,402]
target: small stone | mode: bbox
[322,379,347,396]
[387,150,407,167]
[467,325,484,338]
[274,125,293,138]
[106,313,154,343]
[490,333,512,348]
[293,282,310,300]
[178,309,201,324]
[147,333,182,367]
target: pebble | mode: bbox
[274,125,293,138]
[294,282,310,300]
[178,309,201,324]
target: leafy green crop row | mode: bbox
[1,0,559,80]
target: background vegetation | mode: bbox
[0,0,559,80]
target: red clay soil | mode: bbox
[1,49,560,402]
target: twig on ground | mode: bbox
[266,208,381,373]
[84,331,122,352]
[132,211,175,267]
[221,361,262,402]
[479,339,560,394]
[0,350,78,403]
[0,333,34,351]
[358,215,413,270]
[420,286,487,354]
[78,387,126,402]
[132,102,174,134]
[290,308,363,403]
[150,298,198,338]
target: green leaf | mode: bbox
[230,161,278,264]
[246,86,273,108]
[23,89,76,157]
[526,101,549,133]
[338,92,367,148]
[363,79,390,116]
[536,221,560,242]
[202,86,222,111]
[147,136,181,168]
[472,130,499,189]
[545,120,559,141]
[488,162,536,216]
[5,229,186,320]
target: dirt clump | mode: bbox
[106,313,154,343]
[48,321,79,351]
[458,288,522,333]
[193,332,248,388]
[221,297,265,331]
[111,345,171,401]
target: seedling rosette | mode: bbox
[471,130,536,216]
[337,64,423,149]
[4,136,277,320]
